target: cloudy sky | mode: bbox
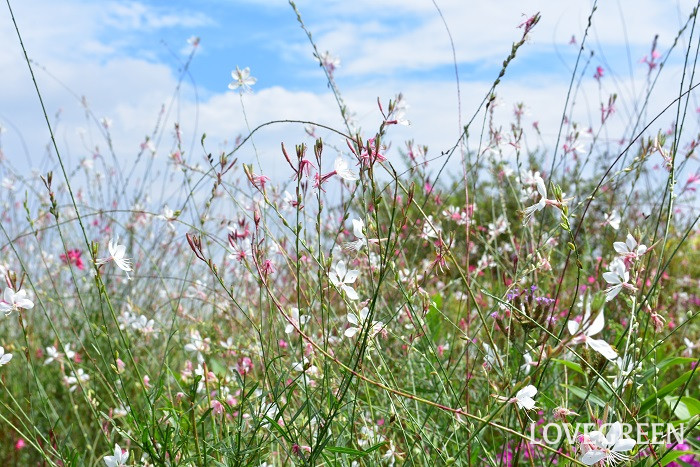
[1,0,698,185]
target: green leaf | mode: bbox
[426,298,442,337]
[431,293,443,310]
[639,357,697,383]
[659,449,699,466]
[552,359,584,375]
[663,396,700,420]
[325,445,368,457]
[641,370,697,414]
[562,385,607,407]
[363,441,386,454]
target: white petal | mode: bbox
[517,385,538,399]
[290,308,299,320]
[346,313,358,325]
[581,450,607,465]
[587,311,605,336]
[535,176,547,198]
[17,298,34,309]
[334,157,347,172]
[344,327,358,337]
[605,285,622,302]
[603,271,622,285]
[612,438,636,452]
[567,320,580,336]
[588,338,618,360]
[344,269,359,284]
[335,261,347,279]
[328,272,340,287]
[352,219,365,239]
[359,307,369,321]
[343,286,359,301]
[517,397,536,410]
[613,241,629,254]
[611,258,627,275]
[606,422,622,445]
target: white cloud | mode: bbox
[0,0,697,195]
[104,2,212,30]
[282,0,699,76]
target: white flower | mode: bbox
[579,421,636,465]
[333,157,359,181]
[1,177,16,191]
[285,307,310,334]
[44,344,75,365]
[103,443,129,467]
[603,258,631,302]
[388,93,410,126]
[291,357,318,377]
[81,158,94,170]
[603,210,621,230]
[64,368,90,392]
[44,346,61,365]
[520,352,538,375]
[487,215,509,241]
[611,355,639,390]
[382,440,400,465]
[521,169,541,187]
[184,330,210,363]
[522,174,569,225]
[329,261,360,300]
[344,218,367,252]
[421,215,442,239]
[613,233,647,260]
[159,205,178,230]
[131,315,156,335]
[482,343,502,369]
[220,337,235,351]
[319,50,340,72]
[0,287,34,316]
[228,66,257,93]
[568,305,618,361]
[0,346,12,366]
[442,206,471,226]
[522,174,548,225]
[512,385,537,410]
[344,307,383,339]
[96,237,133,280]
[683,337,696,356]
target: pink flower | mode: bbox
[642,49,661,71]
[594,66,604,81]
[517,13,540,35]
[211,400,224,415]
[237,357,253,376]
[251,174,270,190]
[262,259,276,275]
[60,249,85,270]
[360,138,386,166]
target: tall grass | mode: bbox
[0,1,699,466]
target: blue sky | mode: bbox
[1,0,698,184]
